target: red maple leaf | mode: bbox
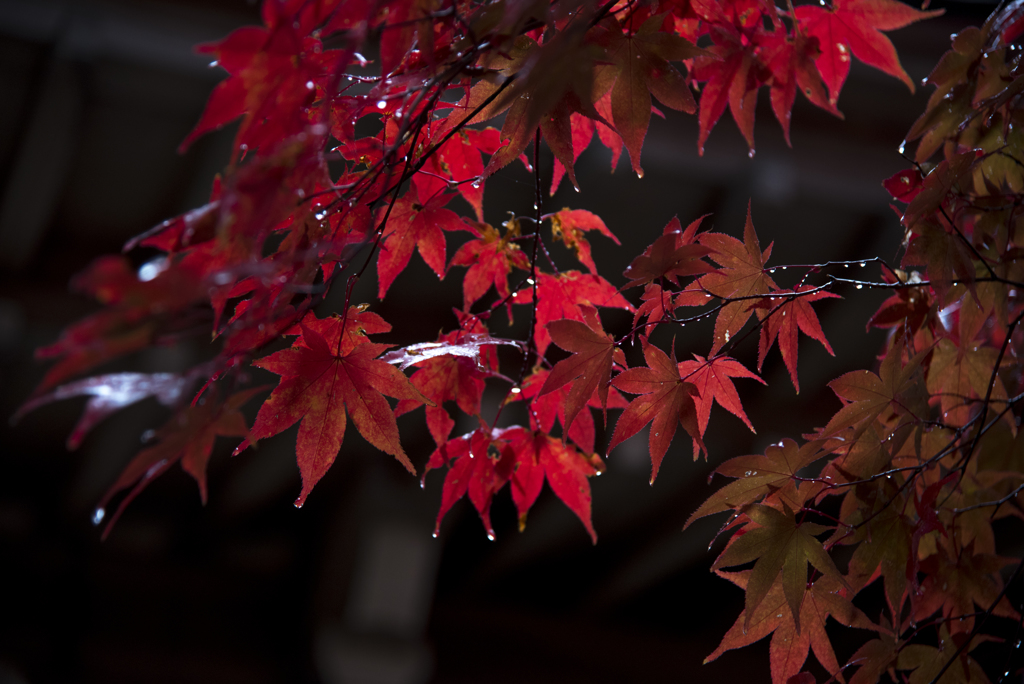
[756,286,840,393]
[795,0,942,105]
[513,270,634,357]
[548,208,621,275]
[516,368,628,454]
[538,306,620,434]
[623,215,715,288]
[241,313,429,506]
[94,387,262,538]
[678,353,765,440]
[449,220,531,310]
[609,342,707,482]
[699,205,778,354]
[377,189,468,298]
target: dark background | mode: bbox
[0,0,1020,682]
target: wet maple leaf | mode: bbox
[505,427,605,542]
[819,337,927,440]
[690,24,763,155]
[517,368,628,454]
[686,438,826,528]
[795,0,941,105]
[913,543,1020,632]
[95,387,262,538]
[513,270,634,356]
[14,372,187,450]
[242,314,429,506]
[760,32,841,146]
[706,574,876,684]
[678,353,765,439]
[388,329,518,446]
[423,429,513,539]
[598,14,703,177]
[609,343,706,482]
[548,208,621,275]
[757,286,840,393]
[896,625,992,684]
[623,215,714,288]
[539,307,618,434]
[846,504,913,616]
[377,189,468,298]
[926,339,1009,428]
[449,219,530,310]
[699,206,777,354]
[714,504,846,633]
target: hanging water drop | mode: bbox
[376,100,387,109]
[748,148,756,159]
[92,508,105,526]
[856,284,863,289]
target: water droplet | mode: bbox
[432,531,439,538]
[898,141,906,155]
[376,100,387,109]
[471,178,482,188]
[294,499,304,509]
[306,80,314,90]
[859,262,866,267]
[856,284,863,290]
[487,532,495,541]
[844,263,849,268]
[92,508,105,525]
[526,278,535,285]
[745,470,752,477]
[748,149,756,159]
[208,60,219,68]
[510,387,521,394]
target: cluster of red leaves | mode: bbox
[15,0,1024,682]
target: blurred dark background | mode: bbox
[1,0,1021,682]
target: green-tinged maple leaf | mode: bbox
[818,335,927,440]
[609,343,706,482]
[548,208,621,275]
[242,313,430,506]
[686,439,826,528]
[847,636,900,684]
[896,625,993,684]
[757,286,840,393]
[706,574,876,684]
[714,504,846,633]
[699,205,778,354]
[539,307,617,435]
[926,338,1009,428]
[95,387,262,538]
[678,353,765,438]
[846,504,913,616]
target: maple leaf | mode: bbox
[377,189,468,298]
[513,270,633,357]
[94,387,262,538]
[926,338,1009,427]
[795,0,942,105]
[388,329,519,446]
[242,314,429,506]
[622,215,714,288]
[609,343,706,482]
[548,208,621,275]
[505,427,605,542]
[678,353,765,440]
[714,504,846,633]
[597,15,703,177]
[699,205,778,354]
[516,368,628,454]
[913,543,1020,632]
[13,372,187,450]
[686,439,826,528]
[424,429,513,539]
[846,504,914,616]
[706,574,876,684]
[538,307,619,434]
[449,219,530,310]
[756,286,840,393]
[896,625,992,684]
[690,24,764,155]
[818,336,927,440]
[761,32,842,146]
